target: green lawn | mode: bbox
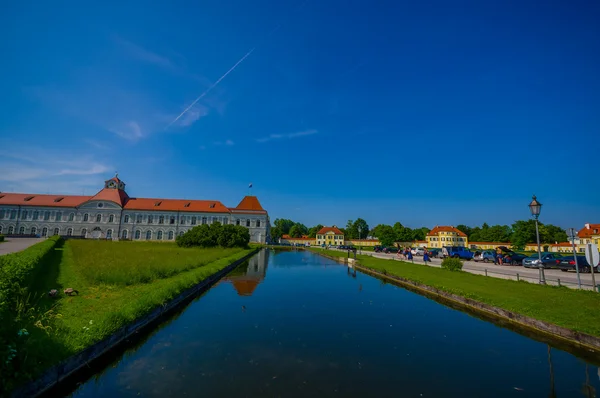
[310,248,600,337]
[5,240,253,393]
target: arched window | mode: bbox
[202,217,207,225]
[191,216,197,225]
[122,229,128,239]
[81,228,87,237]
[124,215,130,223]
[148,215,153,224]
[236,219,240,226]
[178,231,184,237]
[8,226,14,234]
[53,228,60,236]
[135,230,141,239]
[44,211,50,221]
[136,215,142,223]
[168,231,174,240]
[109,214,114,223]
[31,227,37,235]
[56,212,62,221]
[159,216,164,224]
[107,229,113,239]
[157,231,163,240]
[256,220,261,227]
[21,210,28,219]
[83,213,89,222]
[67,228,73,236]
[42,227,48,237]
[33,211,39,220]
[69,213,75,221]
[145,230,152,240]
[19,226,25,234]
[246,219,251,227]
[170,216,175,225]
[96,214,102,222]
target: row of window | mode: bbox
[0,210,262,227]
[0,225,199,241]
[429,237,466,242]
[316,234,343,239]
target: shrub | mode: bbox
[441,257,463,271]
[176,223,249,248]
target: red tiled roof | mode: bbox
[235,196,264,211]
[427,226,467,237]
[281,235,312,240]
[578,224,600,238]
[469,241,511,245]
[317,226,343,235]
[89,188,129,207]
[0,193,91,207]
[124,198,230,213]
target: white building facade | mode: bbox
[0,176,270,243]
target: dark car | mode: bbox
[556,256,598,273]
[522,253,563,269]
[374,245,384,253]
[383,246,399,253]
[502,252,527,266]
[428,248,442,258]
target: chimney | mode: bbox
[585,223,590,229]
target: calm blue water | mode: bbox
[68,250,600,397]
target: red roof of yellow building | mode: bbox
[317,226,343,235]
[427,226,467,237]
[578,223,600,238]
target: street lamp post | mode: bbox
[568,227,582,289]
[529,195,546,285]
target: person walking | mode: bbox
[423,248,430,263]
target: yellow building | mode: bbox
[347,239,380,247]
[279,234,314,246]
[469,241,512,250]
[426,226,468,248]
[316,226,344,246]
[523,223,600,254]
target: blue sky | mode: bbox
[1,0,599,230]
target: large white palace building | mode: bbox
[0,175,270,243]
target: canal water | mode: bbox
[66,250,599,397]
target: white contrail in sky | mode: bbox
[166,48,255,129]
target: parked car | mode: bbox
[411,247,425,256]
[443,246,474,260]
[501,251,527,266]
[473,250,496,263]
[374,245,385,253]
[383,246,399,254]
[428,248,442,258]
[522,253,563,269]
[556,256,598,273]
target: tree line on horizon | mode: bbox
[271,218,569,250]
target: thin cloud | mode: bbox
[256,129,318,143]
[225,139,235,146]
[56,163,109,176]
[110,121,144,141]
[113,35,175,70]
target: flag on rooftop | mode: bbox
[249,183,253,188]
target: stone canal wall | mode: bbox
[13,248,260,398]
[315,251,600,356]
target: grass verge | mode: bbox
[310,248,600,337]
[3,240,253,395]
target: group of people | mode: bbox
[395,247,432,262]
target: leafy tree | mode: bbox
[393,222,413,242]
[345,220,356,239]
[346,218,370,239]
[273,218,295,235]
[456,224,472,237]
[308,224,324,238]
[370,224,389,239]
[289,223,308,238]
[412,227,430,241]
[510,220,539,249]
[542,224,568,244]
[270,226,283,241]
[376,225,396,247]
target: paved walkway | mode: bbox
[0,238,45,256]
[333,249,599,291]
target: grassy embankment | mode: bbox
[1,239,253,394]
[310,248,600,337]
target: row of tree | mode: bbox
[271,218,569,250]
[455,221,568,248]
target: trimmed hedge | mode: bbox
[176,223,250,248]
[441,257,464,271]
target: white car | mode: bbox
[411,248,425,256]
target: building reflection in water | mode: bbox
[222,249,269,296]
